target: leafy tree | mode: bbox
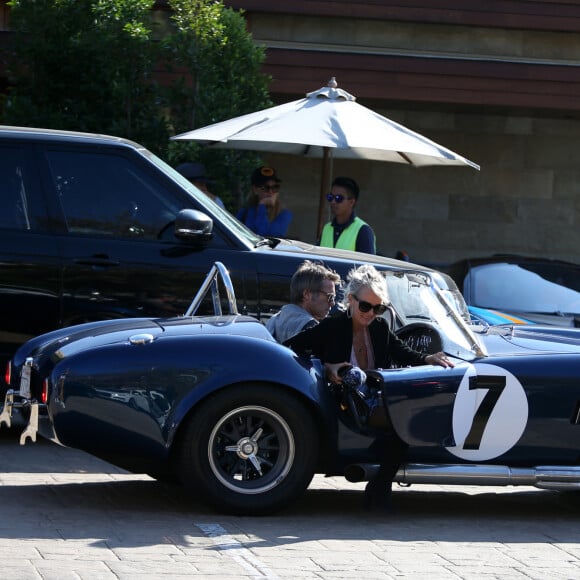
[4,0,167,151]
[164,1,272,209]
[3,0,272,209]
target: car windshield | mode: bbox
[466,262,580,315]
[144,149,265,246]
[385,270,485,360]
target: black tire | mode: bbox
[178,384,318,515]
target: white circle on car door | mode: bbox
[446,363,528,461]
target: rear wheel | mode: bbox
[178,385,318,515]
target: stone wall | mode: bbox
[263,109,580,267]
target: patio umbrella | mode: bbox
[172,77,480,237]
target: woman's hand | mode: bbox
[324,362,351,384]
[424,352,455,368]
[259,195,275,207]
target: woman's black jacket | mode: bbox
[284,311,427,369]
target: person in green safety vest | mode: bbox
[318,176,376,254]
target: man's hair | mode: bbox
[331,176,360,200]
[290,260,341,304]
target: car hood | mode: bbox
[259,238,429,272]
[477,324,580,355]
[12,315,269,368]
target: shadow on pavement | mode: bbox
[2,424,579,548]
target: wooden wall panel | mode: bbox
[226,1,580,32]
[263,48,580,113]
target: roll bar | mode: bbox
[184,261,238,316]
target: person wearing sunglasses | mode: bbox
[236,166,293,237]
[318,176,376,254]
[266,260,341,343]
[285,263,453,513]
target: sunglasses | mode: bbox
[326,194,353,203]
[258,184,280,193]
[352,294,388,315]
[318,291,336,304]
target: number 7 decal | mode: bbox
[463,375,506,450]
[447,363,528,461]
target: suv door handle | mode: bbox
[73,255,121,268]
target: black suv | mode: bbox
[0,126,427,380]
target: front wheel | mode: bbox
[178,385,318,515]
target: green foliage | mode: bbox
[165,4,272,209]
[5,0,167,151]
[169,0,225,44]
[3,0,272,210]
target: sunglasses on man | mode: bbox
[326,193,353,203]
[353,294,388,315]
[317,291,336,304]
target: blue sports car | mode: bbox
[2,262,580,515]
[447,254,580,327]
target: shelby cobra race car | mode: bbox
[2,262,580,515]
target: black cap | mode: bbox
[251,166,281,186]
[176,162,213,184]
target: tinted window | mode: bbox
[466,262,580,314]
[45,149,180,239]
[0,146,45,231]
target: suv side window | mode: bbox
[45,149,180,239]
[0,145,45,231]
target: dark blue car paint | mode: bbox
[28,319,339,474]
[10,311,580,476]
[377,364,467,446]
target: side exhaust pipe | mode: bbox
[344,463,380,483]
[345,462,580,490]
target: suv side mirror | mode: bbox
[174,209,213,243]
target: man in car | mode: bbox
[266,260,341,343]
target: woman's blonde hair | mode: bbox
[341,264,389,309]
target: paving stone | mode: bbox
[2,430,580,579]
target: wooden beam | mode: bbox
[260,48,580,112]
[225,0,580,32]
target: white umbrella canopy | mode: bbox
[172,78,480,236]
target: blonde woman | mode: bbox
[285,263,453,512]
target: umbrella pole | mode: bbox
[317,147,331,240]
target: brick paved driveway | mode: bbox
[1,428,579,579]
